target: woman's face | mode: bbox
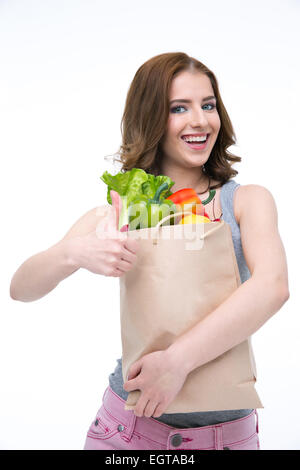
[160,71,221,171]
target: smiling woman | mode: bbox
[82,52,290,450]
[86,52,288,450]
[10,50,289,451]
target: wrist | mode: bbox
[56,237,81,271]
[164,341,192,377]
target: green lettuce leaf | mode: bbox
[100,168,175,230]
[100,169,149,230]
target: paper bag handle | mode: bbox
[152,211,225,245]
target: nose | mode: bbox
[190,106,209,128]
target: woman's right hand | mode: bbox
[68,191,140,277]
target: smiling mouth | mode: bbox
[181,134,210,149]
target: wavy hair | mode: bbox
[109,52,241,190]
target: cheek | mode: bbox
[162,128,179,149]
[168,114,185,134]
[213,113,221,132]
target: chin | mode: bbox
[184,153,208,165]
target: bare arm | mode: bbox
[10,199,140,303]
[9,239,78,302]
[9,205,109,302]
[166,184,290,374]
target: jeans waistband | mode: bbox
[103,386,258,450]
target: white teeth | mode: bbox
[183,135,208,142]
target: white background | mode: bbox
[1,0,299,450]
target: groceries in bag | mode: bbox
[100,168,218,231]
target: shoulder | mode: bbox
[62,204,111,240]
[234,183,277,225]
[232,184,289,292]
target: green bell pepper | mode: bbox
[128,182,178,230]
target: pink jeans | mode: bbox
[83,386,260,450]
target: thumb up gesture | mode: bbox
[69,190,138,277]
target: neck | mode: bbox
[160,165,210,195]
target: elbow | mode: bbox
[272,281,290,308]
[10,281,16,300]
[10,284,19,301]
[10,285,35,303]
[280,285,290,304]
[256,276,290,310]
[10,280,24,302]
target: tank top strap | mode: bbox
[220,179,240,231]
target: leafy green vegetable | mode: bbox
[100,168,175,230]
[141,174,174,200]
[128,182,177,230]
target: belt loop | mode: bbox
[255,409,259,434]
[122,410,137,443]
[214,425,223,450]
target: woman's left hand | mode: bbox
[123,350,188,418]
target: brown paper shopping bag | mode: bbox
[119,211,264,413]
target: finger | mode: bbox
[127,359,143,381]
[117,258,135,273]
[99,191,120,235]
[144,400,159,418]
[97,205,117,237]
[106,193,118,231]
[152,403,165,418]
[123,376,140,392]
[123,237,140,255]
[124,363,143,391]
[99,207,127,240]
[119,247,138,265]
[134,397,150,418]
[110,267,125,277]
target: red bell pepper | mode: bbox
[166,188,210,219]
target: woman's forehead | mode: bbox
[169,72,214,99]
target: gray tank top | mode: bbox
[108,179,253,427]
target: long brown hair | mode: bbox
[110,52,241,189]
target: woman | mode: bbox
[10,52,289,450]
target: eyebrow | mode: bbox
[169,96,217,105]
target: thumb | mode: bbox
[99,190,121,238]
[110,190,122,230]
[126,359,143,381]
